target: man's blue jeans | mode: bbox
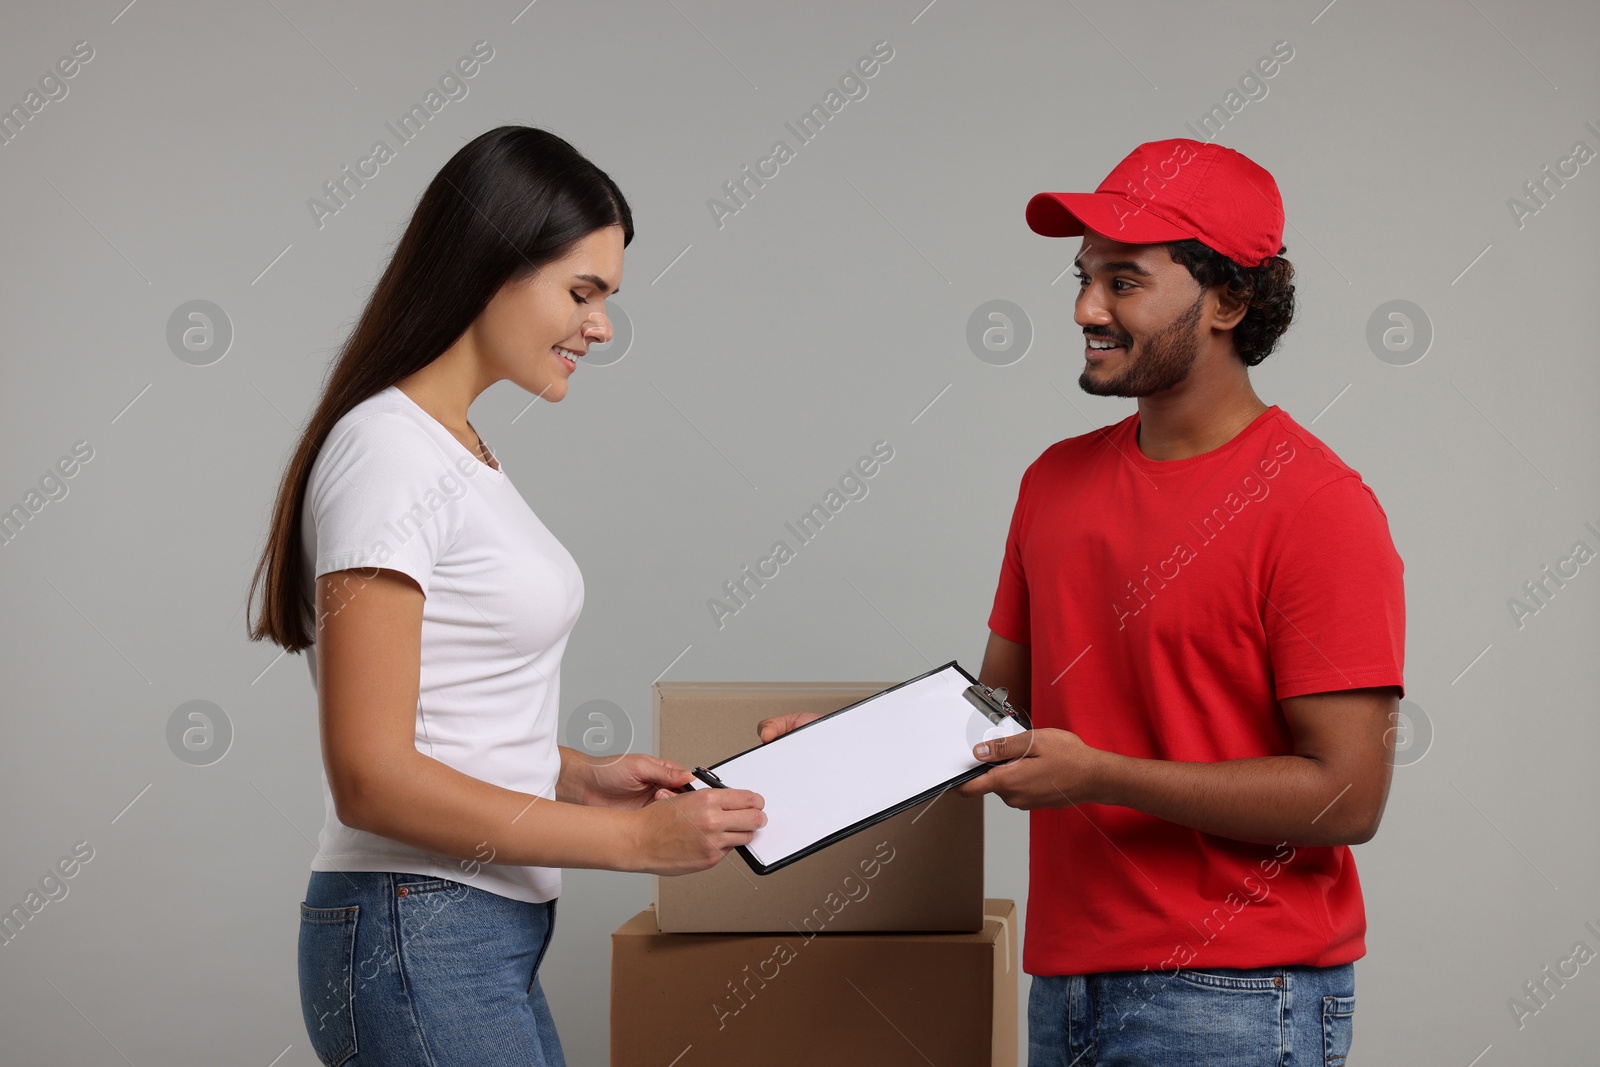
[1028,963,1355,1066]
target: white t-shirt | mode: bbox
[299,384,583,903]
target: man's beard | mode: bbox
[1079,291,1206,398]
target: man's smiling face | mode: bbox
[1072,229,1212,398]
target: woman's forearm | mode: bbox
[342,751,640,872]
[554,745,598,805]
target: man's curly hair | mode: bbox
[1164,240,1296,367]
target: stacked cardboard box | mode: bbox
[611,899,1017,1066]
[609,681,1017,1066]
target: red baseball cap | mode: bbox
[1025,139,1284,268]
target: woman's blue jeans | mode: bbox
[1028,963,1355,1066]
[298,871,566,1066]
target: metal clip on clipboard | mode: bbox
[963,683,1031,729]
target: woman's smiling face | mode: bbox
[472,224,625,403]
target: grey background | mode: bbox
[1,0,1595,1063]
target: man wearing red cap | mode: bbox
[762,138,1404,1063]
[964,139,1404,1063]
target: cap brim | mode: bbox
[1026,191,1198,244]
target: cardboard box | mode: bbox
[652,681,985,933]
[610,899,1018,1067]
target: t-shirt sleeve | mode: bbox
[1263,475,1406,700]
[305,413,467,598]
[987,462,1036,646]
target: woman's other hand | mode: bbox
[578,753,692,809]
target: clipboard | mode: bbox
[688,660,1030,875]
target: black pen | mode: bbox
[692,766,728,789]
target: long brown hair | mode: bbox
[247,126,633,652]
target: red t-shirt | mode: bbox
[987,405,1405,977]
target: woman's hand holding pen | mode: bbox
[626,785,767,876]
[556,746,765,874]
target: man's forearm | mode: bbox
[1090,750,1381,847]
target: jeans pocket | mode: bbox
[1103,969,1284,1066]
[298,903,359,1067]
[1322,993,1355,1066]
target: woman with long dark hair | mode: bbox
[247,126,765,1066]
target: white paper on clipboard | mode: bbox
[696,663,1027,870]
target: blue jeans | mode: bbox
[1028,963,1355,1066]
[298,871,566,1067]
